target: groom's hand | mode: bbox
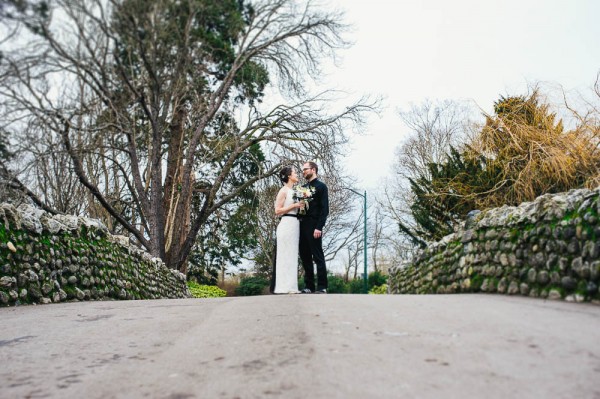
[313,229,322,239]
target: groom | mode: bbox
[299,161,329,294]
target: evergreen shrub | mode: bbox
[236,276,269,296]
[326,275,348,293]
[349,279,365,293]
[368,271,388,290]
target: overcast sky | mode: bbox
[317,0,600,191]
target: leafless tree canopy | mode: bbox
[394,99,474,181]
[381,99,476,240]
[0,0,375,272]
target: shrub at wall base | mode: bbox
[0,204,191,307]
[388,188,600,303]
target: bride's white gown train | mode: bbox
[274,188,299,294]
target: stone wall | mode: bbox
[0,204,191,306]
[389,188,600,303]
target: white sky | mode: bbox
[317,0,600,191]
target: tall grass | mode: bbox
[465,91,600,208]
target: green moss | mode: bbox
[562,209,578,223]
[63,286,76,299]
[575,280,588,297]
[509,228,521,243]
[523,223,536,231]
[39,234,52,247]
[471,274,484,291]
[447,240,462,248]
[0,224,7,242]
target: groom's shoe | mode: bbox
[315,289,327,294]
[300,288,312,294]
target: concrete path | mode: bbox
[1,294,599,399]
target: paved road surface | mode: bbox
[1,294,599,398]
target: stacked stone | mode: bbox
[0,204,191,306]
[388,188,600,303]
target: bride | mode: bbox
[273,166,305,294]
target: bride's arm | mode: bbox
[274,189,301,216]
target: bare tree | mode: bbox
[0,0,374,272]
[395,100,474,181]
[252,179,280,275]
[321,173,363,262]
[368,204,388,273]
[342,241,361,282]
[381,99,476,242]
[25,130,87,215]
[560,72,600,188]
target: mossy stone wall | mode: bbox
[0,204,191,306]
[388,188,600,303]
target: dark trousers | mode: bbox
[299,219,327,291]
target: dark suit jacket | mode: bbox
[303,178,329,231]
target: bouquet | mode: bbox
[293,186,316,215]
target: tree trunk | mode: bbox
[163,107,193,271]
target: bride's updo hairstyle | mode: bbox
[279,166,293,184]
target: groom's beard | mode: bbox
[304,172,314,181]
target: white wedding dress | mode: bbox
[274,188,300,294]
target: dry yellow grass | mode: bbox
[218,278,240,297]
[464,92,600,208]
